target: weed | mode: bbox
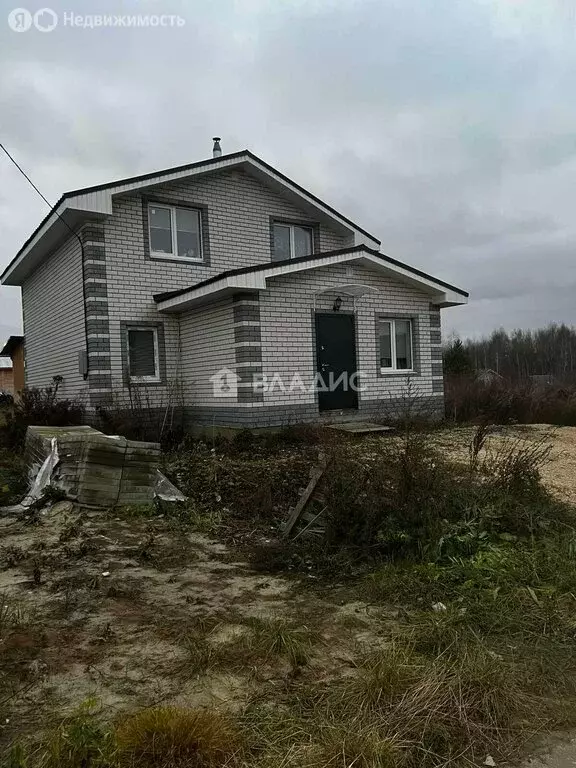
[136,532,157,562]
[0,596,30,638]
[31,558,42,587]
[241,616,316,667]
[9,699,116,768]
[184,632,222,675]
[0,380,84,451]
[330,643,423,714]
[1,545,26,568]
[114,706,242,767]
[308,724,405,768]
[469,422,492,471]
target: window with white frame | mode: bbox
[272,222,313,260]
[126,326,160,382]
[378,318,414,372]
[149,204,203,260]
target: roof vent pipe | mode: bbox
[212,137,222,158]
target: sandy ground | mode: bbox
[0,498,386,753]
[429,424,576,503]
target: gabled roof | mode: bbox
[1,150,380,286]
[154,246,468,312]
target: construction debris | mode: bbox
[282,451,328,538]
[5,425,186,511]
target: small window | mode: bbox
[273,222,313,260]
[126,327,160,382]
[379,319,413,372]
[149,204,202,260]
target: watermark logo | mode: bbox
[8,7,32,31]
[210,368,240,399]
[34,7,57,32]
[8,6,57,31]
[209,368,367,398]
[7,7,185,31]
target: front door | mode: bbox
[315,313,358,411]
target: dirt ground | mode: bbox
[0,496,387,754]
[1,424,576,764]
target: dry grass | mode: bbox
[241,616,316,667]
[115,706,243,768]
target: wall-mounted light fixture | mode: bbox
[333,296,342,312]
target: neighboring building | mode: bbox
[0,336,25,396]
[0,359,14,394]
[0,142,467,428]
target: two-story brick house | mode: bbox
[0,141,467,428]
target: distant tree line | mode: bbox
[444,324,576,380]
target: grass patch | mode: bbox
[4,703,243,768]
[241,616,316,667]
[115,706,243,767]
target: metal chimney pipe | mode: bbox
[212,137,222,158]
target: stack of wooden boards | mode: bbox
[26,425,160,507]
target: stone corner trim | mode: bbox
[80,221,112,399]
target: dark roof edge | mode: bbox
[2,150,381,284]
[63,150,380,243]
[153,246,469,304]
[0,335,24,357]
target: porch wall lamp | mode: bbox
[333,296,342,312]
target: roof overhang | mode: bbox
[154,247,468,313]
[0,335,24,358]
[1,151,380,286]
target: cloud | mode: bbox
[1,0,576,342]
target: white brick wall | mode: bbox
[179,298,235,406]
[21,234,88,400]
[259,263,435,408]
[104,168,351,404]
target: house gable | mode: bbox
[1,151,379,286]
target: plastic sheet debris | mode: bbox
[21,436,59,508]
[155,469,187,502]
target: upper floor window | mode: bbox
[149,204,202,261]
[273,222,313,260]
[378,318,413,372]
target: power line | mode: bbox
[0,142,54,211]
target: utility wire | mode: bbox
[0,142,54,211]
[0,141,90,378]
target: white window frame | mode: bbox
[379,318,414,373]
[126,326,160,383]
[274,222,314,260]
[148,203,203,262]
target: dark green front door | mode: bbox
[315,313,358,412]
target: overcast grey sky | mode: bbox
[1,0,575,345]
